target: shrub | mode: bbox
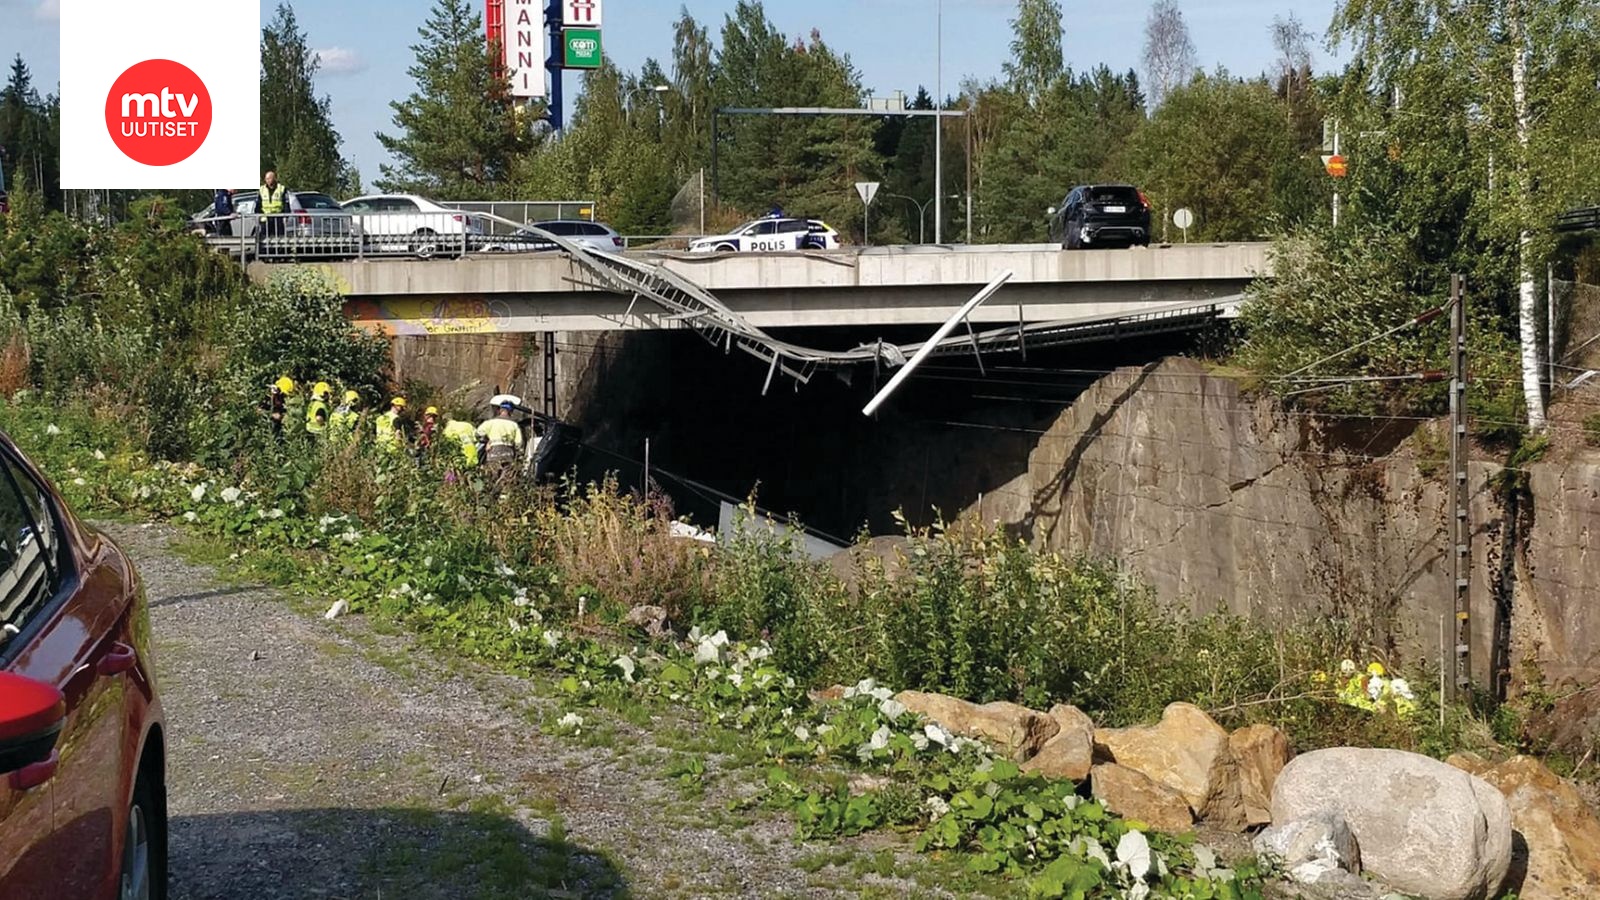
[1585,413,1600,448]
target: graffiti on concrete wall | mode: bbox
[345,297,515,336]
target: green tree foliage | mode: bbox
[1330,0,1600,429]
[260,4,358,194]
[1129,72,1318,242]
[1004,0,1065,104]
[377,0,530,198]
[0,55,61,210]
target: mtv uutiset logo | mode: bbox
[104,60,213,166]
[61,1,259,188]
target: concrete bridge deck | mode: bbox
[250,242,1272,335]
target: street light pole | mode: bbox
[625,84,670,128]
[933,0,943,245]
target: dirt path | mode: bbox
[109,522,930,900]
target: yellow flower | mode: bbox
[1367,662,1386,677]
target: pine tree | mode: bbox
[1,55,60,210]
[376,0,528,198]
[260,4,356,194]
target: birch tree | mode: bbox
[1142,0,1197,109]
[1332,0,1600,431]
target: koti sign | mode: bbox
[61,1,259,188]
[563,29,602,69]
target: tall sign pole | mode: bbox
[544,0,564,131]
[1448,274,1471,700]
[933,0,943,245]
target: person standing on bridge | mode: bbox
[375,397,408,453]
[476,401,524,473]
[260,171,287,238]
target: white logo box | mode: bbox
[60,0,260,189]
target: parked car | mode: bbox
[341,194,484,259]
[520,219,625,252]
[0,431,166,898]
[688,216,841,253]
[191,189,359,244]
[1048,184,1153,249]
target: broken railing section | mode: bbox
[539,227,1236,408]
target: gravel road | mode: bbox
[107,522,929,900]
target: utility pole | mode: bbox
[544,0,564,131]
[1448,274,1470,700]
[933,0,943,245]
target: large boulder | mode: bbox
[1021,704,1095,782]
[1090,763,1194,833]
[894,691,1059,761]
[1230,724,1292,827]
[1272,748,1513,900]
[1448,753,1600,899]
[1094,702,1246,828]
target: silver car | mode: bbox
[523,219,625,252]
[193,190,358,241]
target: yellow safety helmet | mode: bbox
[425,406,439,416]
[1366,662,1386,677]
[391,397,407,408]
[343,389,361,403]
[312,381,332,399]
[273,376,296,394]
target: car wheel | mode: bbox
[715,242,738,253]
[411,228,439,260]
[121,769,167,900]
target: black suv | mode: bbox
[1049,184,1152,249]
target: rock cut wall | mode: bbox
[969,358,1600,687]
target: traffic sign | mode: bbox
[563,29,602,69]
[1324,154,1348,178]
[1172,208,1194,230]
[855,182,880,205]
[563,0,602,27]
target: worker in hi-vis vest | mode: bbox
[260,170,287,238]
[375,397,407,452]
[476,401,524,471]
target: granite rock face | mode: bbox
[966,358,1600,687]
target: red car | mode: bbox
[0,433,166,899]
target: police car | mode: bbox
[688,216,842,253]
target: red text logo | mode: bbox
[104,59,212,167]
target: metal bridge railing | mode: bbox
[197,211,571,262]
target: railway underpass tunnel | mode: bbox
[546,324,1219,540]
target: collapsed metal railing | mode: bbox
[527,223,1244,399]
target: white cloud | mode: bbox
[34,0,60,21]
[313,47,365,76]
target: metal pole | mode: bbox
[1331,124,1341,228]
[933,0,943,245]
[1448,274,1470,699]
[709,110,719,206]
[542,331,557,418]
[643,437,650,496]
[965,105,973,242]
[862,270,1013,416]
[544,0,564,131]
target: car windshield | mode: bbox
[297,193,342,210]
[1087,186,1140,205]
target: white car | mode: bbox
[688,217,841,253]
[341,193,484,258]
[523,219,625,252]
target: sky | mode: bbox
[2,0,1343,187]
